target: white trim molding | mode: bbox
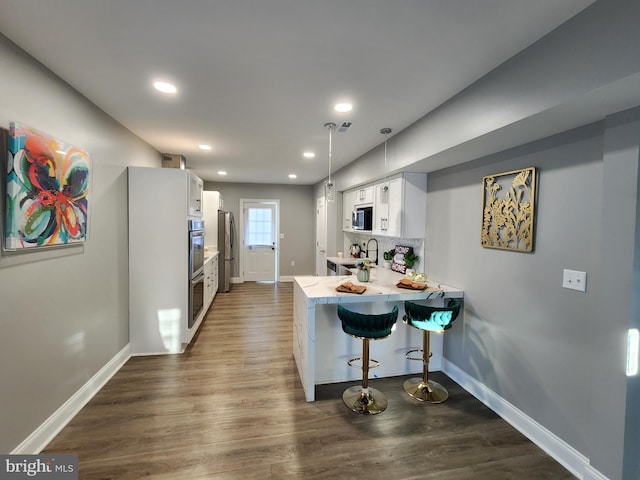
[583,465,610,480]
[443,360,609,480]
[12,344,131,454]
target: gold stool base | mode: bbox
[403,378,449,403]
[342,386,388,414]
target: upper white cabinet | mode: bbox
[354,185,374,205]
[203,191,222,249]
[346,173,427,238]
[204,190,223,213]
[342,190,355,232]
[373,179,394,235]
[381,173,427,238]
[188,172,203,218]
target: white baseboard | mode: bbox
[583,465,610,480]
[443,360,608,480]
[12,344,131,454]
[233,276,296,283]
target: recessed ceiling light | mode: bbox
[153,81,177,94]
[334,103,352,113]
[218,171,227,176]
[198,144,212,151]
[288,174,297,179]
[303,152,315,158]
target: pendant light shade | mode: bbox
[325,122,337,202]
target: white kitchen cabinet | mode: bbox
[373,180,392,235]
[204,253,219,308]
[204,190,223,212]
[212,255,219,297]
[128,166,204,355]
[354,185,374,205]
[203,191,222,250]
[342,190,355,232]
[188,172,203,217]
[373,173,427,238]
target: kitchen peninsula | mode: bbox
[293,268,463,401]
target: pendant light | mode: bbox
[380,127,392,200]
[325,122,337,202]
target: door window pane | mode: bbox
[246,207,273,246]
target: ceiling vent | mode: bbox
[161,153,186,169]
[337,122,352,133]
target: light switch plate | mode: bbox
[562,269,587,292]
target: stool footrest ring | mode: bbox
[347,356,380,369]
[405,348,433,361]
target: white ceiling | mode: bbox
[0,0,595,184]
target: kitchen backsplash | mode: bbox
[343,233,425,272]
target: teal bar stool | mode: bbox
[403,299,462,403]
[337,304,399,414]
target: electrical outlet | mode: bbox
[562,269,587,292]
[291,260,295,267]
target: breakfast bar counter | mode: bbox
[293,268,463,401]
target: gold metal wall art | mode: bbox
[481,167,536,252]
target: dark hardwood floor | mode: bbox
[43,282,573,479]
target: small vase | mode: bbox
[356,269,370,282]
[382,261,391,269]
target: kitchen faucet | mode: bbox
[366,238,378,265]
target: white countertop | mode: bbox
[294,267,463,307]
[325,256,361,265]
[204,250,219,262]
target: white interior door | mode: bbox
[242,201,277,282]
[315,196,327,276]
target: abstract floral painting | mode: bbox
[481,167,536,252]
[5,123,90,250]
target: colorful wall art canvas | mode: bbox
[5,123,90,250]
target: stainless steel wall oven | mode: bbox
[189,219,205,278]
[188,219,205,328]
[189,271,204,328]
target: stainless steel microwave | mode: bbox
[352,206,373,231]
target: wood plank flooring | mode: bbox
[43,282,573,479]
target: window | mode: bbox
[245,207,273,246]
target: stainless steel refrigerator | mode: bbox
[217,211,235,292]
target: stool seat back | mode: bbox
[337,305,399,339]
[404,299,461,332]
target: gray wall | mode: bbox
[0,35,160,452]
[624,135,640,478]
[204,182,315,277]
[427,115,636,479]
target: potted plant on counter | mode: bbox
[382,249,394,269]
[403,251,420,276]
